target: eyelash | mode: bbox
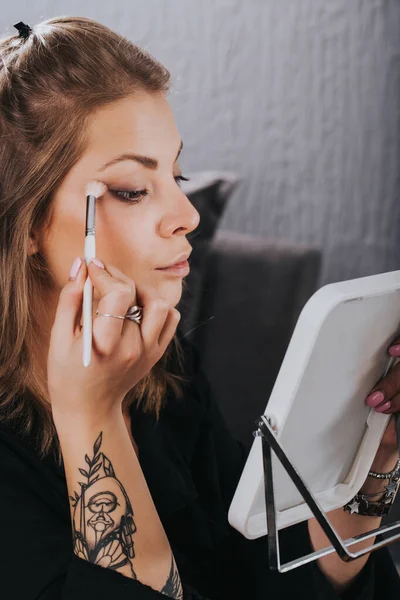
[110,175,190,203]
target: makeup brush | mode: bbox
[83,180,107,367]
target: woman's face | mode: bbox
[37,93,200,309]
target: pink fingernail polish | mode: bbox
[90,258,104,269]
[389,345,400,356]
[69,257,82,279]
[365,391,385,407]
[375,401,391,413]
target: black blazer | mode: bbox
[0,340,399,599]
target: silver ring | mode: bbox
[124,305,143,325]
[95,305,143,325]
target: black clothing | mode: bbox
[0,341,399,599]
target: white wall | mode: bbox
[2,0,400,284]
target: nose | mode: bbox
[158,184,200,238]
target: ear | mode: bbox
[27,230,39,256]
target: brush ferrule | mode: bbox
[85,194,96,236]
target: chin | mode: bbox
[156,282,183,309]
[169,288,183,309]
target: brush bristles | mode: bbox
[85,180,107,199]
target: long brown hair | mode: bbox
[0,16,189,458]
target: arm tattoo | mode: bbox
[161,554,183,600]
[69,432,137,578]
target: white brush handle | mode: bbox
[83,235,96,367]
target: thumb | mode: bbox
[51,257,87,343]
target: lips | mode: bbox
[156,251,192,269]
[155,259,190,276]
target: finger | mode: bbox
[376,392,400,415]
[88,260,137,310]
[87,259,133,296]
[88,259,136,314]
[88,260,136,313]
[138,299,171,351]
[389,340,400,357]
[120,303,179,361]
[90,261,141,316]
[158,307,181,349]
[93,288,138,356]
[89,264,137,356]
[365,360,400,408]
[51,257,87,343]
[102,264,148,324]
[103,263,134,285]
[91,264,137,310]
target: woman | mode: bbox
[0,15,399,600]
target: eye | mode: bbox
[109,188,148,203]
[109,174,190,204]
[174,174,190,187]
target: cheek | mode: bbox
[95,203,155,276]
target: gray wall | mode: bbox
[2,0,400,285]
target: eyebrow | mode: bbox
[98,140,183,172]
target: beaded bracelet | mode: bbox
[344,457,400,517]
[368,458,400,480]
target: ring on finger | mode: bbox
[95,305,143,325]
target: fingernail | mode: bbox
[389,345,400,356]
[69,257,82,280]
[375,400,391,413]
[366,391,385,407]
[89,258,104,269]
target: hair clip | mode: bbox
[13,21,32,40]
